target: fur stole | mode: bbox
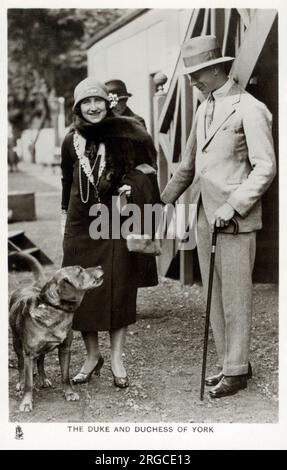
[73,115,157,197]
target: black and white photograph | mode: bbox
[1,0,287,451]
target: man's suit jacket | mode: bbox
[161,81,276,232]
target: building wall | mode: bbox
[88,9,278,284]
[87,9,192,133]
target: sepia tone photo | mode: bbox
[4,3,283,448]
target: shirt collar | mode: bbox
[212,78,234,100]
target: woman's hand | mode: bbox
[117,185,132,211]
[118,184,131,198]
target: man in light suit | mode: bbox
[161,35,276,398]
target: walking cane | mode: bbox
[200,217,239,400]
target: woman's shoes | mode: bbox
[111,370,129,389]
[72,357,129,388]
[72,355,104,384]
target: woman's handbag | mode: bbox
[119,165,163,256]
[126,234,161,256]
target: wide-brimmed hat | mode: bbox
[181,35,234,75]
[73,78,109,109]
[105,79,132,99]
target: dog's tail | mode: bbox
[9,252,45,283]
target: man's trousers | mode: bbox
[197,203,256,375]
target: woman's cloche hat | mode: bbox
[73,78,109,109]
[181,35,234,75]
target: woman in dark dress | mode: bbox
[61,78,160,388]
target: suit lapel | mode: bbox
[201,86,242,150]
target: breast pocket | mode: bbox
[226,178,243,185]
[221,125,243,134]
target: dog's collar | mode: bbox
[38,295,76,313]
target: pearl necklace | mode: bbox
[73,131,106,203]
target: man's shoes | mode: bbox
[205,371,224,387]
[209,375,247,399]
[205,362,252,387]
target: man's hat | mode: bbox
[73,78,109,109]
[105,79,132,99]
[181,35,234,75]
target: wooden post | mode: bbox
[230,9,277,88]
[48,89,60,147]
[179,74,194,286]
[58,97,66,142]
[153,72,176,278]
[153,72,168,193]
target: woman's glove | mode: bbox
[61,209,67,236]
[135,163,157,175]
[118,184,131,198]
[117,184,131,212]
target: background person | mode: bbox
[105,79,146,128]
[8,121,19,172]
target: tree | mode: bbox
[8,8,128,136]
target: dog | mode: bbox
[9,252,103,412]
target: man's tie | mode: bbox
[205,93,215,133]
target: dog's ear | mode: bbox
[58,276,77,292]
[57,276,86,302]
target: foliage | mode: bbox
[8,8,128,134]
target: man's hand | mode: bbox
[213,202,235,228]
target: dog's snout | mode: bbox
[95,266,104,278]
[83,266,104,289]
[85,266,103,278]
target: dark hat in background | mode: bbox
[105,79,132,99]
[73,77,109,109]
[181,35,234,75]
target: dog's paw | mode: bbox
[19,398,33,412]
[39,377,52,388]
[65,390,80,402]
[16,381,24,393]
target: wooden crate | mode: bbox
[8,229,53,270]
[8,191,36,222]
